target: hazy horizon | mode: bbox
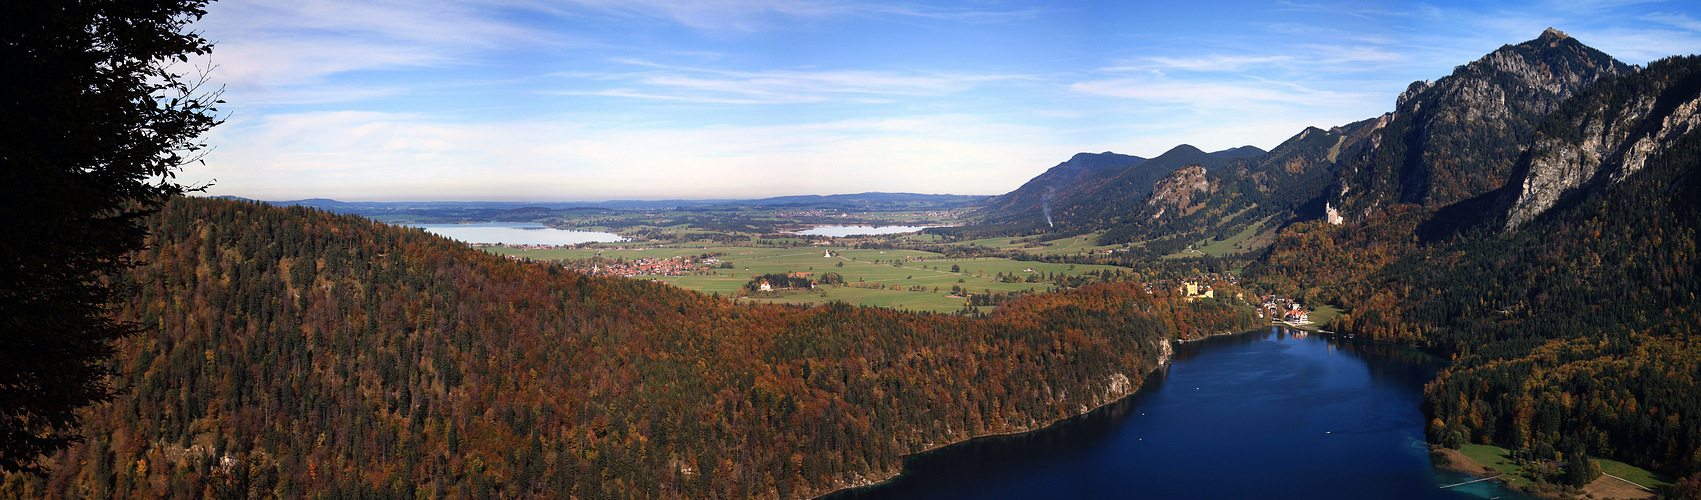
[225,191,990,204]
[181,0,1701,202]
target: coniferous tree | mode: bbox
[0,0,221,474]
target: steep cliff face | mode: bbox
[1143,165,1212,220]
[1504,55,1701,229]
[1333,28,1631,221]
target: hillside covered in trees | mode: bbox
[1,197,1256,498]
[1251,54,1701,488]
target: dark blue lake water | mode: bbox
[824,328,1533,500]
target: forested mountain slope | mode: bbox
[980,152,1146,223]
[1,197,1256,499]
[1331,28,1632,220]
[974,145,1261,231]
[1257,55,1701,485]
[1052,144,1263,230]
[1089,119,1385,251]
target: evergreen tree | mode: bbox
[0,0,221,474]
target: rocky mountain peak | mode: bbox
[1331,29,1632,220]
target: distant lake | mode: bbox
[409,222,625,246]
[824,328,1535,500]
[796,225,940,237]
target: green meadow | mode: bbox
[485,243,1132,313]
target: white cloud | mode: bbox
[189,111,1098,201]
[1069,76,1375,110]
[1137,55,1297,72]
[1641,12,1701,32]
[1568,26,1701,64]
[542,0,1036,32]
[550,60,1030,105]
[197,0,562,92]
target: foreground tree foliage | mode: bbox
[0,197,1256,498]
[0,0,219,474]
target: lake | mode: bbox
[823,328,1534,500]
[795,225,940,237]
[409,222,625,246]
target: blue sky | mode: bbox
[182,0,1701,201]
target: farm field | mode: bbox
[485,243,1134,313]
[953,231,1137,256]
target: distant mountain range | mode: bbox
[965,27,1643,258]
[221,192,990,220]
[979,144,1264,229]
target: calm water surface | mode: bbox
[825,328,1533,500]
[796,225,940,237]
[411,222,625,245]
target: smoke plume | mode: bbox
[1043,186,1055,228]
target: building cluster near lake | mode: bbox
[574,257,712,278]
[477,242,578,251]
[1138,273,1240,296]
[1259,295,1310,324]
[772,209,847,218]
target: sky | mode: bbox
[178,0,1701,202]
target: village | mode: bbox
[574,256,713,278]
[1258,294,1311,325]
[1133,272,1316,327]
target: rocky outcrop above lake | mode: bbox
[1504,58,1701,229]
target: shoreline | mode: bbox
[812,326,1256,499]
[1430,445,1498,477]
[1271,319,1332,333]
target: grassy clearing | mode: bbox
[1163,216,1272,259]
[735,286,981,314]
[1458,444,1531,486]
[1307,304,1343,327]
[1597,457,1671,490]
[1454,444,1670,491]
[1026,233,1137,257]
[1218,204,1257,224]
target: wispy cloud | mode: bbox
[1272,1,1417,21]
[1069,77,1369,110]
[1641,12,1701,32]
[552,60,1031,104]
[199,0,565,91]
[544,0,1038,32]
[1133,55,1298,72]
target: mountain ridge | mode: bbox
[978,144,1266,231]
[1330,27,1633,221]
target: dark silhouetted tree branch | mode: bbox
[0,0,221,475]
